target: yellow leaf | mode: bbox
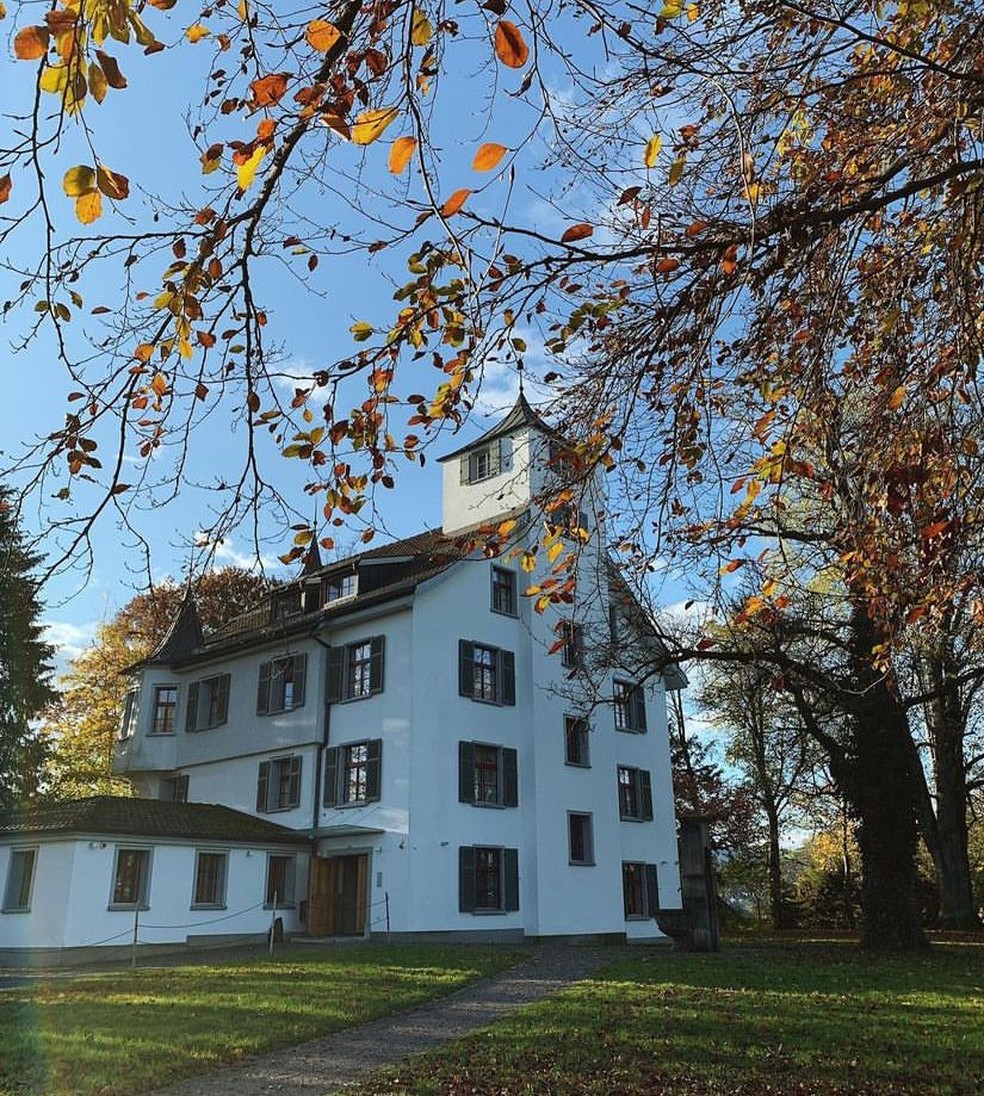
[63,166,96,197]
[668,154,686,186]
[186,24,210,43]
[494,20,529,68]
[547,541,564,563]
[75,190,102,224]
[472,142,507,171]
[660,0,684,16]
[521,550,537,572]
[89,63,108,103]
[305,18,340,52]
[411,8,432,46]
[643,134,663,167]
[236,145,266,192]
[388,135,417,175]
[39,63,68,94]
[351,106,399,145]
[237,0,248,19]
[687,2,699,20]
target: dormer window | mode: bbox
[325,572,357,604]
[274,589,302,620]
[460,437,512,485]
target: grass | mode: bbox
[353,936,984,1096]
[0,943,521,1096]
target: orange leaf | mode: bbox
[886,385,906,411]
[0,175,11,205]
[251,73,288,108]
[257,118,277,141]
[96,164,129,200]
[921,520,950,539]
[388,135,417,175]
[560,223,593,244]
[14,26,49,60]
[494,20,529,68]
[151,372,168,397]
[134,343,154,363]
[685,220,708,238]
[305,18,341,52]
[441,188,471,216]
[472,142,507,171]
[721,243,739,275]
[720,558,744,574]
[653,256,679,274]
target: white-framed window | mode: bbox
[458,742,518,807]
[110,847,152,909]
[265,854,296,907]
[185,673,230,732]
[618,766,654,821]
[491,566,518,616]
[568,812,595,866]
[323,739,382,806]
[192,850,228,908]
[2,848,38,913]
[160,774,189,802]
[458,846,519,913]
[458,640,516,705]
[564,715,590,768]
[256,654,307,715]
[614,680,647,733]
[324,572,357,604]
[622,861,660,919]
[459,437,512,485]
[326,637,384,702]
[256,756,302,812]
[151,685,179,735]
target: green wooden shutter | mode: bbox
[458,741,475,803]
[500,649,516,706]
[256,761,270,811]
[503,848,519,911]
[366,738,382,801]
[256,662,271,715]
[290,654,307,710]
[640,769,653,820]
[645,864,660,918]
[287,756,302,808]
[323,747,339,807]
[215,674,230,725]
[502,747,518,807]
[632,686,647,731]
[458,846,476,912]
[458,640,474,697]
[326,647,344,703]
[185,682,200,733]
[369,636,385,694]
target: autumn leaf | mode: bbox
[75,190,102,224]
[886,385,906,411]
[14,25,49,59]
[411,8,432,46]
[388,135,417,175]
[668,153,686,186]
[236,145,266,191]
[96,165,129,200]
[305,18,340,52]
[186,24,210,43]
[660,0,684,16]
[654,256,680,274]
[88,63,108,103]
[441,188,471,216]
[251,73,288,108]
[721,243,739,275]
[95,50,126,88]
[560,223,593,244]
[643,135,662,167]
[351,106,399,145]
[0,174,10,205]
[495,20,529,68]
[63,166,96,197]
[472,142,507,171]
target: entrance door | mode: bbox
[307,853,368,936]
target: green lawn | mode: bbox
[0,944,520,1096]
[354,937,984,1095]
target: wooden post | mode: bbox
[131,906,140,969]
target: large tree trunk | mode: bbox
[765,802,788,929]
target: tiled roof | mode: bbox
[439,393,555,462]
[0,796,309,845]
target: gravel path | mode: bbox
[147,945,619,1096]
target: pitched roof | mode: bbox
[438,392,555,462]
[145,588,204,663]
[0,796,309,845]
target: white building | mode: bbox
[1,395,685,957]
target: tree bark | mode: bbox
[765,802,788,928]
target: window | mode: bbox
[560,621,585,670]
[192,851,227,908]
[491,566,517,616]
[256,653,307,715]
[564,715,590,767]
[257,756,302,812]
[160,774,189,803]
[111,848,151,909]
[151,685,179,735]
[323,739,382,806]
[120,688,139,739]
[614,680,647,733]
[326,637,384,702]
[459,437,512,485]
[458,640,516,705]
[622,861,660,919]
[568,812,594,865]
[265,854,296,907]
[459,846,519,913]
[458,742,518,807]
[274,588,302,619]
[185,673,230,732]
[325,572,357,603]
[3,849,37,913]
[618,766,654,821]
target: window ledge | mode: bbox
[469,908,509,916]
[108,904,150,912]
[569,860,596,867]
[490,607,518,618]
[619,815,650,823]
[564,760,591,769]
[1,907,30,915]
[191,904,227,912]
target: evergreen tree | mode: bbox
[0,490,56,810]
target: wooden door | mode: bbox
[307,856,336,936]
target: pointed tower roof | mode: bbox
[146,587,204,663]
[438,392,553,462]
[301,538,323,575]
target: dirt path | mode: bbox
[146,944,619,1096]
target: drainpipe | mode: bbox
[311,632,333,839]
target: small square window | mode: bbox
[193,851,227,908]
[325,573,357,603]
[491,566,517,616]
[564,716,590,767]
[3,849,37,913]
[111,848,151,909]
[568,812,594,866]
[151,685,179,735]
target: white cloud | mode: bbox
[211,537,282,573]
[43,619,100,679]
